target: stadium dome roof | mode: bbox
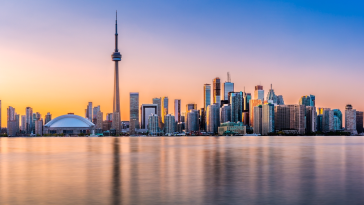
[44,114,95,128]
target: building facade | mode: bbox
[141,104,158,129]
[130,92,140,134]
[345,104,357,135]
[254,85,264,102]
[174,99,181,123]
[253,105,262,134]
[220,104,231,123]
[206,104,219,134]
[262,104,275,135]
[230,92,243,123]
[356,111,363,134]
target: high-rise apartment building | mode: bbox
[318,108,334,132]
[249,99,262,127]
[96,112,103,130]
[305,106,317,133]
[148,114,159,135]
[199,108,206,131]
[204,84,211,110]
[274,105,305,134]
[345,104,357,134]
[274,105,290,131]
[230,92,243,123]
[21,115,26,131]
[174,99,181,123]
[254,85,264,102]
[253,105,262,134]
[220,104,231,123]
[186,109,199,132]
[35,119,43,136]
[164,114,175,134]
[356,111,363,134]
[213,77,221,107]
[7,106,15,121]
[93,106,101,120]
[152,98,162,117]
[141,104,158,129]
[85,102,93,121]
[130,93,140,133]
[26,107,33,134]
[206,104,219,133]
[45,113,52,124]
[262,104,275,135]
[161,97,168,123]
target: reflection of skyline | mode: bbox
[1,137,364,204]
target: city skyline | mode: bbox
[1,1,364,126]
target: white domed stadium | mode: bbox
[43,113,95,135]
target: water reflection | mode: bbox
[0,136,364,204]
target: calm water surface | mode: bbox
[1,136,364,205]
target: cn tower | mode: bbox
[112,11,121,130]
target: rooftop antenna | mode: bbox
[227,72,231,82]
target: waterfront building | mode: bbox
[292,105,306,135]
[345,104,357,135]
[204,84,211,110]
[266,84,277,104]
[102,120,112,131]
[130,92,139,134]
[206,104,219,133]
[249,99,262,127]
[186,109,199,132]
[148,114,159,135]
[262,104,275,135]
[164,114,175,134]
[7,106,18,136]
[7,106,15,121]
[45,113,52,124]
[26,107,33,134]
[356,111,363,134]
[174,99,181,123]
[334,116,340,131]
[161,97,168,123]
[7,121,17,136]
[111,11,122,134]
[306,106,317,133]
[318,108,334,132]
[96,112,103,130]
[220,104,231,123]
[242,112,249,125]
[152,98,162,117]
[253,105,262,134]
[333,109,343,129]
[44,114,95,135]
[21,115,26,132]
[85,102,93,121]
[141,104,158,129]
[230,92,243,123]
[35,119,43,135]
[213,77,221,107]
[218,122,246,135]
[274,105,305,134]
[15,114,19,133]
[277,95,284,105]
[254,85,264,102]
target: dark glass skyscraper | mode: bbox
[213,78,221,106]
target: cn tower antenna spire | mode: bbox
[115,10,118,52]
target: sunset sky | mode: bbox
[1,0,364,126]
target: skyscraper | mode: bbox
[35,119,43,136]
[85,102,92,121]
[254,85,264,102]
[130,92,140,133]
[305,106,317,133]
[206,104,219,134]
[277,95,285,105]
[220,104,231,123]
[186,104,197,111]
[223,80,234,101]
[345,104,357,135]
[249,99,262,127]
[152,98,162,117]
[244,92,251,111]
[253,105,262,134]
[299,95,315,107]
[186,109,199,132]
[148,114,159,135]
[356,111,363,134]
[230,92,243,123]
[112,11,122,133]
[141,104,158,129]
[26,107,33,134]
[161,97,168,123]
[204,84,211,110]
[174,99,181,123]
[199,108,206,131]
[45,113,52,124]
[274,105,290,131]
[21,115,26,132]
[164,114,175,134]
[333,109,342,130]
[262,104,275,135]
[213,77,221,107]
[92,105,101,121]
[266,84,277,104]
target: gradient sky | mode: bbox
[1,0,364,126]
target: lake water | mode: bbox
[1,136,364,205]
